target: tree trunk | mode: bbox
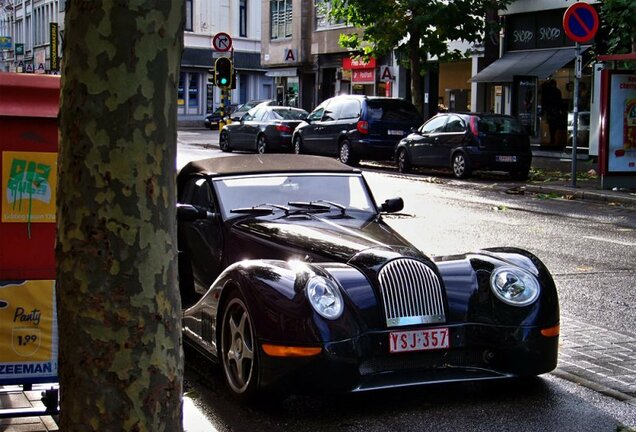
[56,1,184,430]
[408,32,424,115]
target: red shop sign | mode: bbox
[352,68,375,84]
[343,57,376,70]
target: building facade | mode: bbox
[180,0,273,125]
[0,0,62,75]
[471,0,601,150]
[260,0,404,112]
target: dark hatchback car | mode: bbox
[204,104,239,129]
[177,154,559,401]
[395,113,532,180]
[292,95,422,165]
[219,105,308,154]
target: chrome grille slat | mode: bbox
[378,258,446,328]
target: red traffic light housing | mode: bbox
[215,57,233,88]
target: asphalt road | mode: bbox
[177,129,636,431]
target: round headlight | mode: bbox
[490,266,540,306]
[306,276,343,320]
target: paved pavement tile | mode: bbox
[559,315,636,400]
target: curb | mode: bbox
[523,183,636,207]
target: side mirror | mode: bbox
[379,197,404,213]
[411,127,422,135]
[177,204,217,222]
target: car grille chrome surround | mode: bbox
[378,258,446,327]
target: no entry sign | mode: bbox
[563,2,599,43]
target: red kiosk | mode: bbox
[0,73,60,416]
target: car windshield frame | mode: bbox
[212,173,377,220]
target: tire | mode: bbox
[511,168,530,181]
[451,152,471,179]
[256,135,267,154]
[293,136,303,154]
[220,290,259,401]
[338,139,358,166]
[219,131,232,153]
[397,148,411,173]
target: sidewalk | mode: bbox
[0,385,216,432]
[522,150,636,208]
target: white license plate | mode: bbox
[496,155,517,162]
[387,130,404,136]
[389,327,450,353]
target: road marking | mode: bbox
[583,236,636,247]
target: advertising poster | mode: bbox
[608,73,636,173]
[0,280,58,384]
[1,151,57,223]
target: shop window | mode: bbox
[271,0,292,40]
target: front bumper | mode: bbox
[257,322,558,394]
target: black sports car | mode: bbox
[177,155,559,401]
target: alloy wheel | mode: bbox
[221,296,256,397]
[397,149,410,173]
[452,153,469,178]
[257,135,267,154]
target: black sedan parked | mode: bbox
[177,154,559,401]
[219,105,308,154]
[395,113,532,179]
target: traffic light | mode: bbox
[215,57,233,88]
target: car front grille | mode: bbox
[378,258,446,327]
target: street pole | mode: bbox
[571,42,581,188]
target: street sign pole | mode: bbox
[571,42,581,188]
[563,2,599,188]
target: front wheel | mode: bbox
[397,148,411,173]
[221,291,259,401]
[338,139,358,166]
[256,135,267,154]
[293,136,303,154]
[451,152,471,179]
[219,131,232,153]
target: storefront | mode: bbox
[472,8,595,148]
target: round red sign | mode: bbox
[213,32,233,52]
[563,3,599,44]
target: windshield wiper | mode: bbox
[230,203,290,216]
[288,200,346,215]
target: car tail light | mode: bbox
[356,120,369,134]
[469,116,479,136]
[275,123,292,133]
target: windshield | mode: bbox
[271,108,307,120]
[213,173,376,219]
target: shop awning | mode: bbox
[471,47,589,83]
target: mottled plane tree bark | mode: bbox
[56,1,184,430]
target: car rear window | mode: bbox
[271,109,307,120]
[366,100,422,123]
[478,116,525,135]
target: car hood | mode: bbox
[231,213,420,263]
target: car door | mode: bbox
[180,178,224,295]
[301,101,329,154]
[433,114,467,165]
[317,98,348,156]
[233,107,263,149]
[409,115,447,166]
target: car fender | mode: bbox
[434,247,559,327]
[182,259,372,357]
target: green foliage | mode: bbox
[329,0,512,67]
[600,0,636,54]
